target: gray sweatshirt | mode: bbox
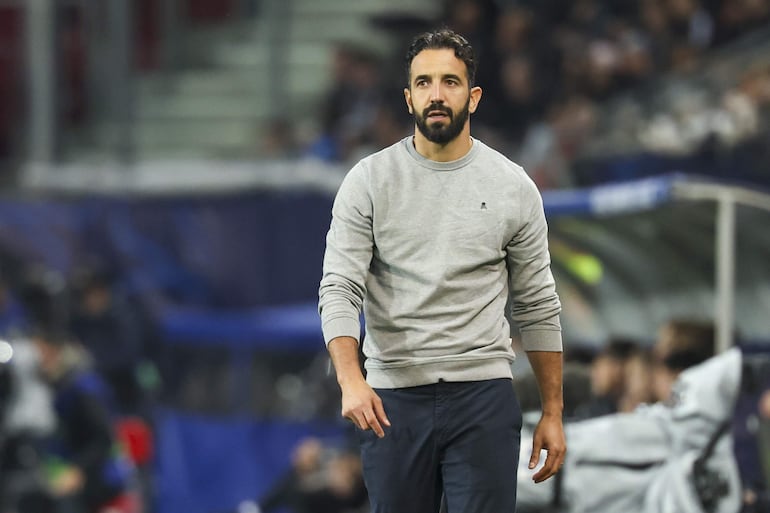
[319,136,562,388]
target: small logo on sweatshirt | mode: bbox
[480,202,487,210]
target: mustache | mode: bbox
[422,103,452,119]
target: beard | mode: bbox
[414,97,470,145]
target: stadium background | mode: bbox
[0,1,769,512]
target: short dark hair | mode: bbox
[657,319,716,371]
[404,28,477,88]
[602,337,640,361]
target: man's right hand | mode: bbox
[327,336,391,438]
[340,377,390,438]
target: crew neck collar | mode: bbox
[403,136,479,171]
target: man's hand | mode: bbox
[328,336,391,438]
[340,376,390,437]
[528,412,566,483]
[525,350,566,483]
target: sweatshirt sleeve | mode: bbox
[506,178,563,352]
[318,164,374,346]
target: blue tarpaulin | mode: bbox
[153,410,349,513]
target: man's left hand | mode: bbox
[528,413,566,483]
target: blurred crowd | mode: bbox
[292,0,770,189]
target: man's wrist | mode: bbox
[541,407,564,418]
[337,372,366,388]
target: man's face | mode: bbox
[404,48,481,145]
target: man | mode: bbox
[318,28,565,513]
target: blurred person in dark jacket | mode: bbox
[0,274,29,338]
[573,337,639,419]
[31,328,139,513]
[258,436,368,513]
[68,267,146,417]
[309,43,385,163]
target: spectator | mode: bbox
[68,266,147,417]
[258,117,300,160]
[715,0,770,45]
[0,274,28,337]
[651,318,716,403]
[637,0,675,68]
[479,53,550,151]
[443,0,500,89]
[31,327,139,513]
[616,345,655,412]
[308,43,385,163]
[667,0,715,50]
[352,94,412,160]
[258,436,368,513]
[516,94,596,189]
[573,337,639,419]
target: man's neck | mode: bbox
[412,129,473,162]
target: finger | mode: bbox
[532,459,555,482]
[373,398,391,427]
[349,411,368,431]
[533,450,565,483]
[529,439,542,469]
[532,456,555,482]
[364,410,385,438]
[532,466,551,483]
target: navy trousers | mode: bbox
[357,378,522,513]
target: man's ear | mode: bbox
[469,86,483,114]
[404,88,413,114]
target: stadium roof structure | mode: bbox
[543,174,770,350]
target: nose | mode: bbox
[430,82,444,103]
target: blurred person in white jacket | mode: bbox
[517,346,770,513]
